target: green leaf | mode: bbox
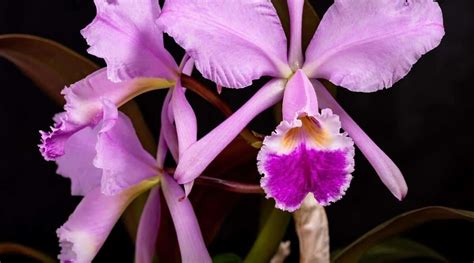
[332,206,474,263]
[0,34,99,104]
[213,253,243,263]
[359,238,449,263]
[0,242,56,263]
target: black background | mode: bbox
[1,0,473,262]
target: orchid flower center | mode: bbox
[282,115,331,151]
[290,61,303,72]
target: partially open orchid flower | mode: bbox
[38,0,209,261]
[158,0,444,208]
[79,0,199,186]
[41,0,200,231]
[39,0,183,162]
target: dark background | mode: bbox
[0,0,473,262]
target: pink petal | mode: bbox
[94,100,159,196]
[134,127,172,263]
[63,69,174,124]
[135,187,161,263]
[258,109,355,211]
[282,70,319,122]
[56,125,102,196]
[179,53,195,76]
[174,79,286,185]
[303,0,444,92]
[161,174,211,262]
[313,80,408,200]
[39,113,84,161]
[161,89,179,161]
[156,130,168,167]
[172,83,197,155]
[57,178,158,263]
[287,0,305,68]
[172,56,198,156]
[39,69,174,161]
[82,0,177,82]
[157,0,292,88]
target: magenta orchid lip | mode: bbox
[257,70,355,211]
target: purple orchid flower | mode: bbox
[157,0,444,210]
[39,0,183,161]
[55,100,209,262]
[38,0,209,261]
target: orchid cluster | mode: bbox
[38,0,444,262]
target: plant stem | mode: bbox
[195,176,264,194]
[164,167,264,194]
[244,207,291,263]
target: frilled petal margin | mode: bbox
[258,112,355,211]
[56,123,102,196]
[55,99,122,196]
[258,72,354,211]
[82,0,177,82]
[94,100,159,196]
[303,0,444,92]
[56,99,160,197]
[161,173,211,262]
[40,113,84,161]
[57,177,159,263]
[173,79,287,185]
[313,80,407,200]
[158,0,291,88]
[39,69,174,161]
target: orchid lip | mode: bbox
[258,109,355,211]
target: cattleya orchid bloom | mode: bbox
[55,100,210,263]
[158,0,444,210]
[38,0,210,262]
